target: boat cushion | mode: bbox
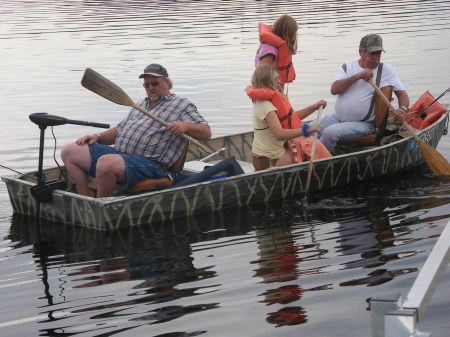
[128,176,174,191]
[127,142,188,193]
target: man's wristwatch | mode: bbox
[399,106,409,112]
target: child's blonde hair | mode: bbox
[251,65,280,91]
[272,15,298,55]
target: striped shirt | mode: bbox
[115,94,207,168]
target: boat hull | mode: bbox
[2,113,448,230]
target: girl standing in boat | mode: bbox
[255,15,298,89]
[246,65,331,171]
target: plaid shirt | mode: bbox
[115,94,207,168]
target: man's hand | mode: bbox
[393,108,407,122]
[359,68,373,82]
[75,134,100,145]
[331,69,373,95]
[166,121,188,136]
[74,128,117,145]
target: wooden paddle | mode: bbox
[81,68,211,154]
[368,79,450,176]
[304,105,324,196]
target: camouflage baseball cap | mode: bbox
[139,63,169,78]
[359,34,385,52]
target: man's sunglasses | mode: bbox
[143,81,163,88]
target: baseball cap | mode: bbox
[359,34,385,53]
[138,63,169,78]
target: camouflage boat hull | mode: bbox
[2,113,449,230]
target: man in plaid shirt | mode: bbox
[62,64,211,197]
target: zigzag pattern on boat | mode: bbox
[2,113,448,230]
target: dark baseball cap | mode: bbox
[359,34,385,53]
[138,63,169,78]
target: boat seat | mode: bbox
[127,142,189,192]
[338,86,393,147]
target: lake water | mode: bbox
[1,1,450,336]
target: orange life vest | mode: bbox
[245,86,301,129]
[246,86,332,163]
[258,23,296,85]
[406,91,448,130]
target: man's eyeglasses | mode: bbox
[143,81,162,88]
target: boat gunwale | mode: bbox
[1,111,448,207]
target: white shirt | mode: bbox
[334,59,405,122]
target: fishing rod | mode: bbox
[383,86,450,143]
[0,164,38,180]
[406,86,450,124]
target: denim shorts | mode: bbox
[88,144,166,187]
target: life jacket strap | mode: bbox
[277,61,292,71]
[278,108,294,128]
[362,63,384,121]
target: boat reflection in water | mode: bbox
[330,175,450,289]
[6,169,450,335]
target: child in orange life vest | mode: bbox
[246,65,332,171]
[255,15,298,87]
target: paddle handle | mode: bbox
[309,106,324,159]
[304,105,324,195]
[368,79,421,143]
[131,103,210,153]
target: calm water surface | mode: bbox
[1,1,450,336]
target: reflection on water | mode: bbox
[1,0,450,336]
[252,226,331,327]
[2,170,450,336]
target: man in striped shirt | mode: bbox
[61,64,211,197]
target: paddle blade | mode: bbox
[81,68,134,107]
[369,79,450,176]
[419,141,450,176]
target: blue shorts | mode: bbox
[88,144,166,187]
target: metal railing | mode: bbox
[370,218,450,337]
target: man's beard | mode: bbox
[149,93,163,102]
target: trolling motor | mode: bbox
[29,112,110,203]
